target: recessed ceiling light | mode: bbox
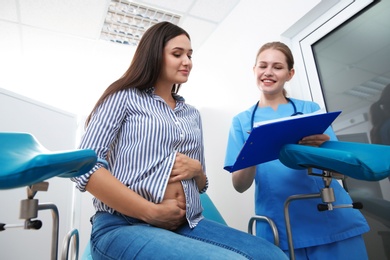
[345,76,390,101]
[101,0,181,46]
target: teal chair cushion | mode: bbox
[279,141,390,181]
[81,241,93,260]
[200,193,227,225]
[0,132,97,189]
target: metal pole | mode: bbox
[38,203,59,260]
[284,193,321,260]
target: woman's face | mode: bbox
[253,48,294,96]
[159,34,193,86]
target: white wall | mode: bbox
[0,88,79,259]
[0,19,135,116]
[0,0,322,251]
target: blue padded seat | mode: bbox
[279,141,390,181]
[199,192,227,225]
[0,132,97,189]
[81,193,226,260]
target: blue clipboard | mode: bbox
[225,110,342,172]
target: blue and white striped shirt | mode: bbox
[72,87,208,228]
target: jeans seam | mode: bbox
[91,240,117,260]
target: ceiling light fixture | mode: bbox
[100,0,181,46]
[345,76,390,101]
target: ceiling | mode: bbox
[1,0,389,122]
[1,0,241,51]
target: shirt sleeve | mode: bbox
[71,90,128,191]
[199,176,209,193]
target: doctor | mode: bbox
[224,41,369,259]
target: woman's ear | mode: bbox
[287,68,295,81]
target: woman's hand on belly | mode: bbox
[145,182,186,231]
[170,152,203,182]
[148,199,186,230]
[170,152,207,191]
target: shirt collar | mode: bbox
[145,86,185,102]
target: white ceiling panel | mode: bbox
[136,0,196,14]
[18,0,108,39]
[181,16,217,50]
[0,21,21,50]
[189,0,239,23]
[0,0,19,22]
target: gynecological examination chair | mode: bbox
[248,141,390,260]
[0,132,98,260]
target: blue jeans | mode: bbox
[90,211,287,260]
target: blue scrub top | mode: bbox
[224,98,369,250]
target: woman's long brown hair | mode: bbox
[85,22,190,126]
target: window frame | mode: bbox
[281,0,374,108]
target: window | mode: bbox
[286,1,390,258]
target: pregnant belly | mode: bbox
[163,181,186,210]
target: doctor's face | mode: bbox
[253,49,294,96]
